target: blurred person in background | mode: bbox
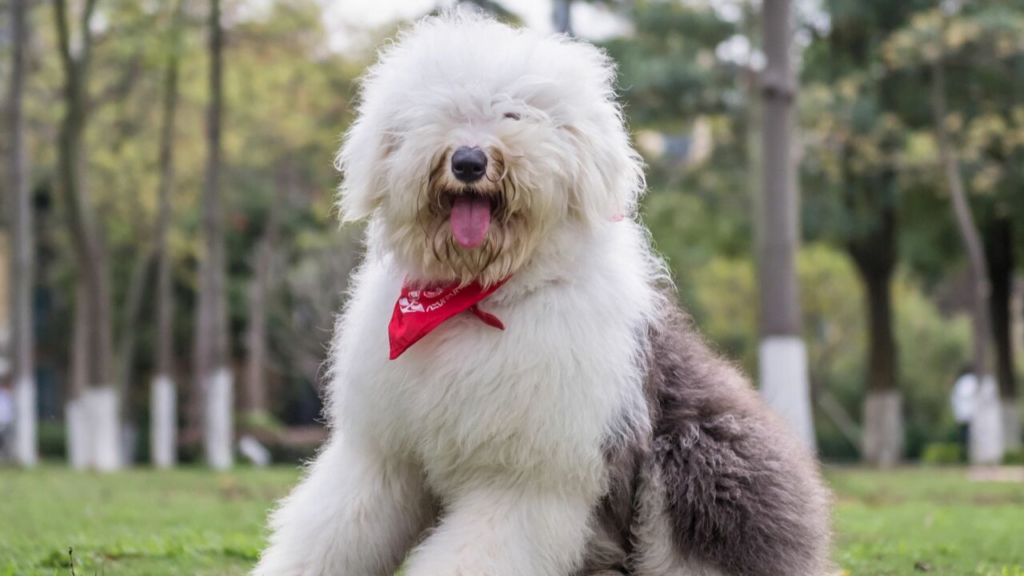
[951,366,976,461]
[951,366,1005,464]
[0,383,13,461]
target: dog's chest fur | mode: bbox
[329,224,657,499]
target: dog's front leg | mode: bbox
[251,436,432,576]
[403,484,593,576]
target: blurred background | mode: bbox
[0,0,1022,471]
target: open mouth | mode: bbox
[443,190,501,249]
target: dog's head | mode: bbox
[337,12,643,286]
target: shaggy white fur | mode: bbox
[254,12,667,576]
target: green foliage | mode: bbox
[878,1,1024,273]
[797,0,1024,463]
[236,411,284,434]
[921,442,965,465]
[687,254,757,369]
[21,0,362,425]
[1004,449,1024,466]
[36,422,67,460]
[670,241,971,461]
[633,0,999,464]
[603,1,738,125]
[895,278,972,457]
[683,245,865,459]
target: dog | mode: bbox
[253,12,831,576]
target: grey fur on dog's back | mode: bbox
[649,300,831,575]
[589,293,832,576]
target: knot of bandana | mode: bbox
[388,278,509,360]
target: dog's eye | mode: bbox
[503,112,521,121]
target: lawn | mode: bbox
[1,466,1022,576]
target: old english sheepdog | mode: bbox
[253,13,831,576]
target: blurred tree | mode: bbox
[194,0,232,470]
[52,0,122,471]
[605,0,747,303]
[113,219,154,439]
[553,0,572,35]
[954,26,1024,449]
[758,0,814,448]
[984,214,1018,450]
[2,0,361,466]
[241,160,282,423]
[604,1,735,125]
[8,0,37,467]
[801,0,934,467]
[220,1,358,431]
[610,0,1010,459]
[932,48,998,463]
[884,2,1024,461]
[689,243,973,461]
[151,0,187,469]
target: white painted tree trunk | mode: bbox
[757,0,815,452]
[120,421,138,466]
[86,386,121,471]
[9,0,36,468]
[150,377,177,467]
[204,367,233,470]
[66,398,90,470]
[1000,399,1021,452]
[553,0,572,35]
[862,391,902,468]
[13,376,38,466]
[759,336,815,449]
[971,376,1004,465]
[151,374,177,468]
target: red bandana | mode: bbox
[388,278,509,360]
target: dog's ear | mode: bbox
[565,113,644,226]
[561,44,645,226]
[335,115,396,223]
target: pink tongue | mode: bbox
[450,195,491,249]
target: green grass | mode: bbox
[1,466,1021,575]
[0,467,296,576]
[828,467,1024,575]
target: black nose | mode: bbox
[451,146,487,183]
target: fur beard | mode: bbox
[392,146,550,287]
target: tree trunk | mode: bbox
[8,0,37,467]
[931,55,1002,464]
[744,0,762,229]
[553,0,572,35]
[849,203,902,467]
[115,249,154,463]
[856,267,902,467]
[53,0,120,471]
[757,0,815,449]
[67,289,89,469]
[985,215,1020,450]
[243,161,286,421]
[194,0,232,470]
[243,241,271,419]
[152,0,186,469]
[84,385,120,470]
